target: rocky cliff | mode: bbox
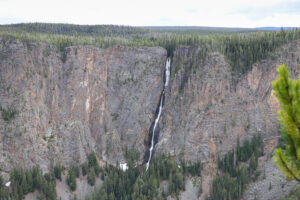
[0,38,166,173]
[1,38,300,199]
[158,41,300,199]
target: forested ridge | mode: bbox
[0,23,150,37]
[0,23,257,36]
[1,23,299,76]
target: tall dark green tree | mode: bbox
[67,167,77,191]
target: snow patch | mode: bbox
[120,163,128,171]
[80,80,88,88]
[5,181,11,187]
[85,97,90,112]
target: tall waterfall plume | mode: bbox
[146,57,171,171]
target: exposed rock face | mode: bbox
[242,157,298,200]
[157,41,300,164]
[1,38,300,199]
[0,38,166,173]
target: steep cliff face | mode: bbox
[0,38,166,173]
[1,38,300,199]
[158,41,300,162]
[156,41,300,199]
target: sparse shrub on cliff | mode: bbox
[110,113,119,121]
[0,105,18,122]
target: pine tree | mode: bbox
[81,163,89,176]
[88,152,97,168]
[21,173,28,194]
[88,169,96,186]
[67,168,77,191]
[272,64,300,182]
[54,164,62,181]
[26,171,34,192]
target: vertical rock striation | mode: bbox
[0,38,166,173]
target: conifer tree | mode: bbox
[272,64,300,182]
[67,167,77,191]
[88,169,96,186]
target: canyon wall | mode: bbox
[1,38,300,199]
[0,38,166,173]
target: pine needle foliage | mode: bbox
[272,64,300,182]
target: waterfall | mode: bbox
[146,57,171,171]
[165,58,171,87]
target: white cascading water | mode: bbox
[146,57,171,171]
[165,58,171,87]
[146,92,164,171]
